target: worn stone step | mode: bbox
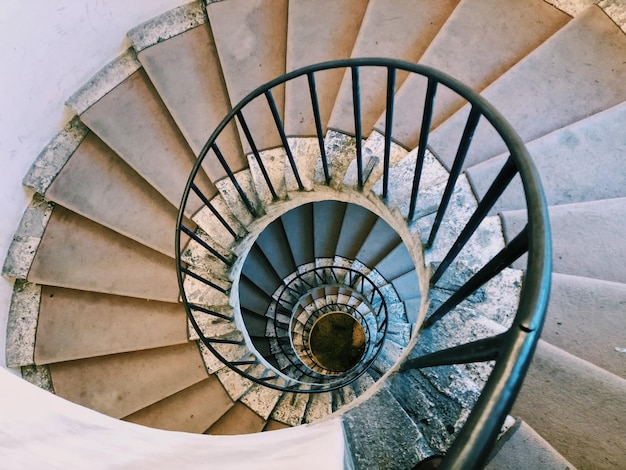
[501,197,626,284]
[513,340,626,469]
[541,273,626,379]
[206,402,266,435]
[430,5,626,170]
[28,206,179,302]
[129,3,247,180]
[207,0,287,153]
[122,375,233,434]
[327,0,460,136]
[285,0,368,136]
[49,342,208,419]
[384,0,570,148]
[67,51,216,215]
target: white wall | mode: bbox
[0,0,192,370]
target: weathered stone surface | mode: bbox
[21,365,54,393]
[214,169,264,227]
[342,389,432,469]
[248,148,288,206]
[5,280,41,367]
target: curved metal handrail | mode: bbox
[175,58,551,469]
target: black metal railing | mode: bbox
[176,58,551,469]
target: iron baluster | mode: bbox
[382,66,397,199]
[352,66,364,188]
[307,72,330,184]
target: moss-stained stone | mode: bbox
[2,194,53,280]
[21,364,54,393]
[66,49,141,115]
[247,148,288,207]
[5,281,41,368]
[128,1,207,53]
[214,169,264,227]
[342,389,432,469]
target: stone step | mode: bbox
[430,5,626,170]
[513,340,626,469]
[23,121,184,258]
[467,100,626,214]
[28,206,179,302]
[313,200,347,259]
[206,402,266,435]
[384,0,570,148]
[284,0,368,136]
[128,3,247,179]
[501,197,626,284]
[49,342,208,419]
[355,218,402,269]
[542,273,626,379]
[122,375,233,434]
[207,0,287,153]
[67,51,216,215]
[31,286,188,365]
[327,0,460,136]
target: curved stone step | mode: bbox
[128,2,247,178]
[430,5,626,170]
[383,0,570,148]
[467,100,626,213]
[513,340,626,469]
[501,197,626,284]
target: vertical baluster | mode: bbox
[382,66,396,200]
[211,143,257,217]
[237,111,278,200]
[308,72,330,185]
[424,225,529,329]
[190,182,239,239]
[352,66,363,188]
[265,89,304,190]
[408,78,438,220]
[427,106,481,248]
[431,156,518,285]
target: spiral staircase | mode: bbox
[3,0,626,468]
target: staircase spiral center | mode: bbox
[308,312,366,373]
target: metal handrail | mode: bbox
[176,58,551,469]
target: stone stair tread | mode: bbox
[28,206,180,302]
[513,340,626,469]
[355,217,401,269]
[486,419,576,469]
[467,100,626,213]
[313,200,346,259]
[430,5,626,170]
[501,197,626,283]
[74,60,216,215]
[270,391,310,427]
[122,375,233,434]
[384,0,571,148]
[207,0,287,153]
[541,272,626,379]
[206,402,266,435]
[44,131,182,258]
[285,0,369,136]
[327,0,460,136]
[32,286,187,365]
[343,388,432,469]
[280,202,314,267]
[49,342,208,419]
[130,5,247,177]
[240,382,283,420]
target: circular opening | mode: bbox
[309,312,366,372]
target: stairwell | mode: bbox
[2,0,626,469]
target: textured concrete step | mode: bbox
[49,343,208,419]
[206,402,266,435]
[207,0,287,152]
[513,340,626,469]
[542,273,626,379]
[129,3,246,179]
[122,375,233,433]
[327,0,460,136]
[501,197,626,283]
[384,0,570,148]
[28,206,179,302]
[485,420,576,469]
[468,101,626,213]
[69,56,216,214]
[430,5,626,170]
[284,0,368,136]
[33,286,187,365]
